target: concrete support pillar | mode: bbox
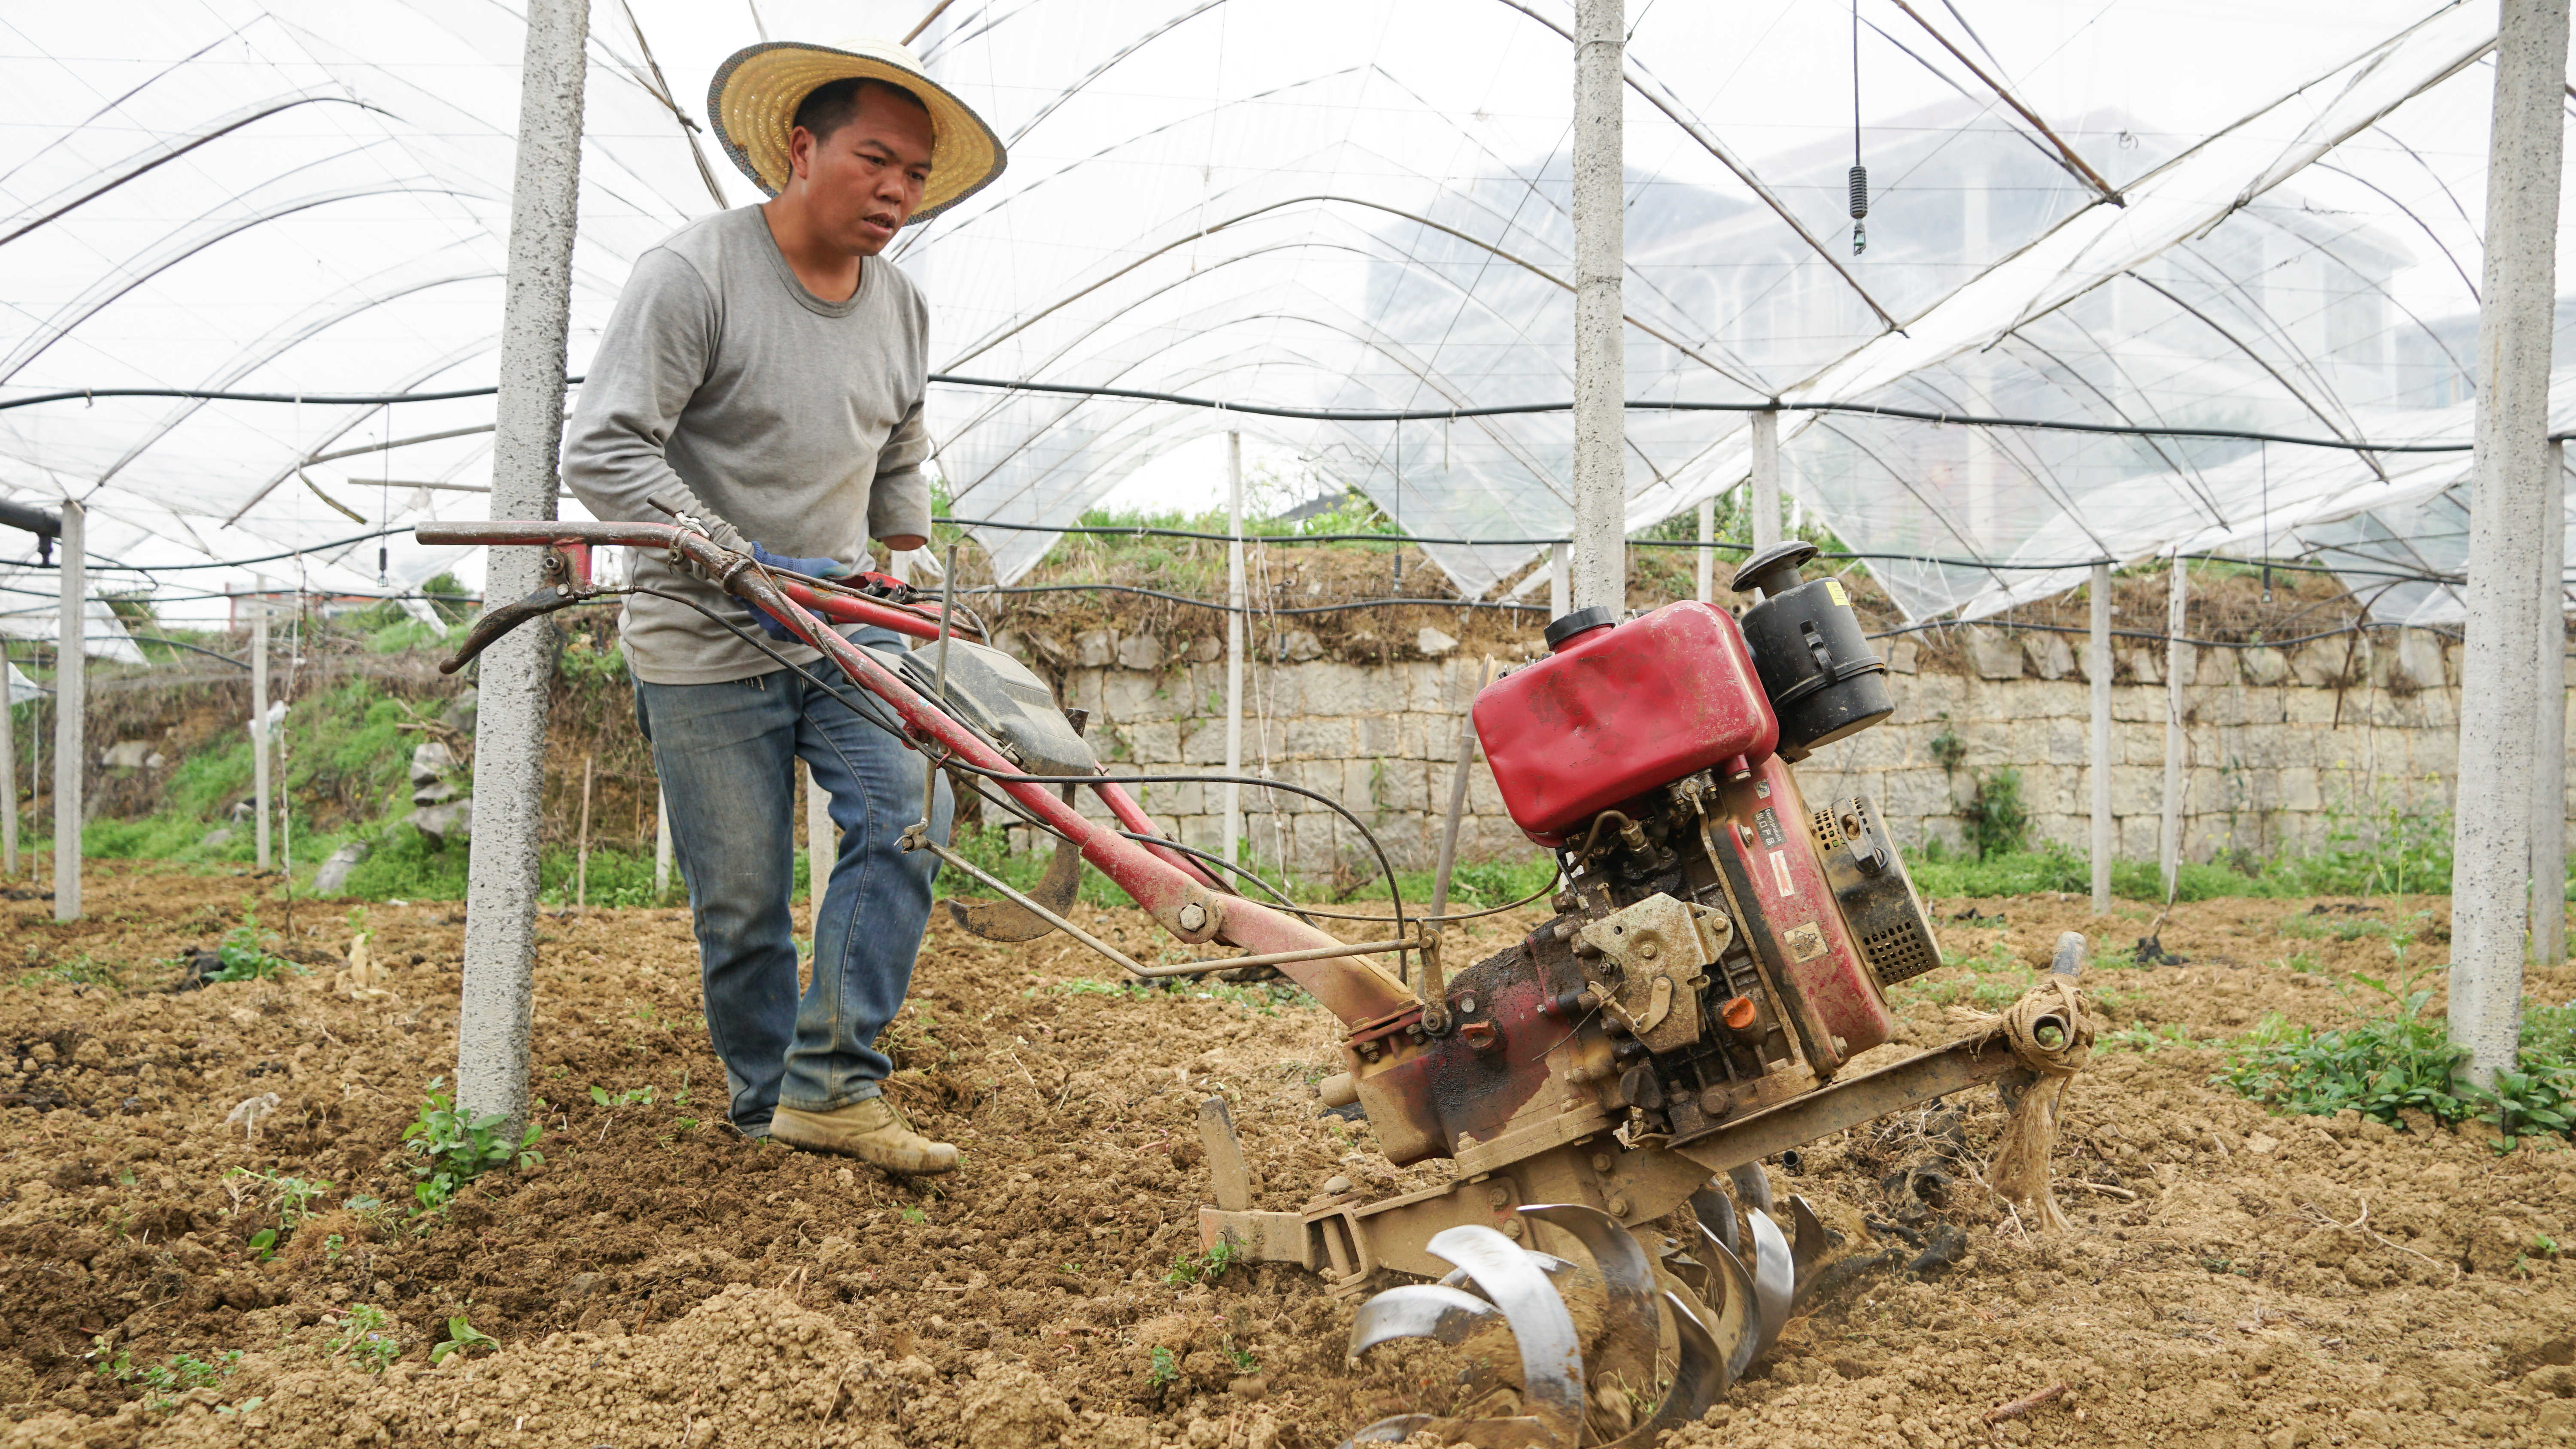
[1750,411,1781,553]
[2452,0,2567,1086]
[51,500,82,922]
[252,579,271,870]
[1223,432,1245,865]
[2159,554,2188,900]
[1567,0,1625,612]
[654,785,672,900]
[2090,561,2113,913]
[458,0,589,1133]
[2534,443,2568,965]
[805,760,832,934]
[2,648,17,879]
[1695,496,1715,601]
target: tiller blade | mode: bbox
[1342,1200,1816,1448]
[944,787,1083,941]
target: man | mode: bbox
[562,37,1006,1174]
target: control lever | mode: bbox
[439,550,611,676]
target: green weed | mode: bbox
[1163,1237,1244,1286]
[328,1305,401,1373]
[2102,1022,2195,1053]
[223,1168,332,1259]
[401,1079,543,1213]
[15,954,118,989]
[1148,1346,1180,1388]
[91,1343,241,1412]
[2215,979,2576,1150]
[202,916,301,983]
[1958,767,2029,860]
[429,1316,500,1366]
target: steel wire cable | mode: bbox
[632,585,1412,932]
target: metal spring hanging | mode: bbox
[1848,0,1868,255]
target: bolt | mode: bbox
[1178,902,1208,932]
[1487,1185,1511,1206]
[1502,1219,1525,1240]
[1607,1195,1631,1218]
[1589,1153,1612,1172]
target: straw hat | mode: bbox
[706,37,1005,221]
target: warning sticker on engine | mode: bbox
[1768,849,1797,897]
[1825,579,1849,607]
[1753,806,1786,846]
[1785,921,1827,961]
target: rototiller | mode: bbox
[423,518,2090,1449]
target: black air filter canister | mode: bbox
[1730,541,1893,760]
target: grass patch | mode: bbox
[1900,835,2535,904]
[2216,976,2576,1151]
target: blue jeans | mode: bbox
[635,634,952,1134]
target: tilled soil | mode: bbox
[0,864,2568,1449]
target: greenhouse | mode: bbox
[0,3,2568,1446]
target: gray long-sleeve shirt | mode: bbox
[563,205,933,685]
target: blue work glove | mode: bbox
[747,541,850,641]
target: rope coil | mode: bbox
[1985,975,2093,1232]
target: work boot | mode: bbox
[770,1098,958,1175]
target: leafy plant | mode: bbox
[2215,979,2576,1150]
[1163,1237,1244,1286]
[204,915,301,983]
[1148,1346,1180,1387]
[429,1315,500,1366]
[588,1085,654,1108]
[329,1305,401,1373]
[899,1206,928,1225]
[1927,716,1967,776]
[1958,767,2029,860]
[1227,1341,1260,1373]
[92,1343,241,1412]
[401,1079,544,1213]
[224,1169,333,1259]
[2102,1022,2195,1053]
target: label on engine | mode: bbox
[1753,806,1786,847]
[1825,579,1849,607]
[1785,921,1828,961]
[1768,849,1797,897]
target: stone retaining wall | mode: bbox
[1003,624,2555,876]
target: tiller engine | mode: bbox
[1192,544,2090,1447]
[420,521,2087,1449]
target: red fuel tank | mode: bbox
[1473,602,1780,844]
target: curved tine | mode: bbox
[1690,1182,1741,1260]
[1788,1196,1831,1280]
[1339,1414,1434,1449]
[1519,1205,1659,1397]
[1601,1291,1729,1449]
[1425,1225,1586,1449]
[1728,1162,1775,1215]
[1747,1209,1795,1364]
[1693,1220,1762,1385]
[1436,1251,1574,1293]
[1349,1284,1504,1357]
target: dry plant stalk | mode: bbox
[1984,1381,2069,1426]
